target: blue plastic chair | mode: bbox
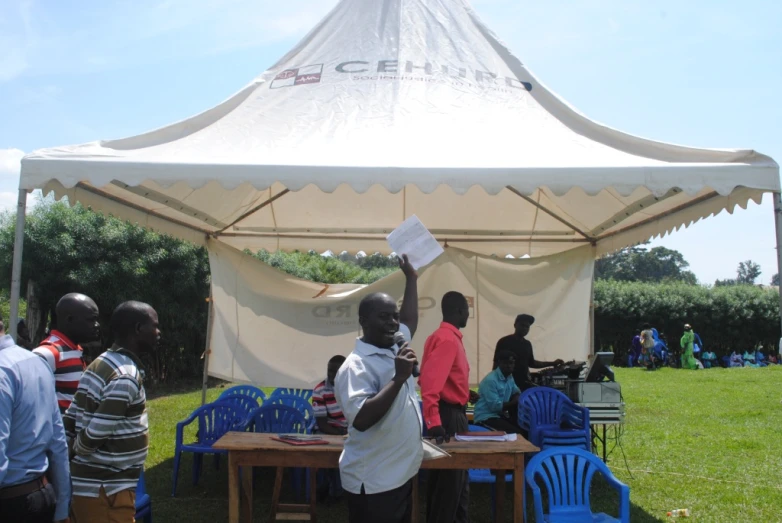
[215,393,261,426]
[270,388,313,401]
[247,404,309,434]
[135,468,152,523]
[219,384,266,405]
[466,425,513,520]
[525,447,630,523]
[248,405,311,503]
[519,387,591,451]
[171,402,247,496]
[265,393,316,433]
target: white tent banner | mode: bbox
[207,241,594,388]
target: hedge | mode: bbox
[594,280,780,364]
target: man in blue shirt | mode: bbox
[0,316,71,523]
[473,351,525,434]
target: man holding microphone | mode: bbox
[334,255,422,523]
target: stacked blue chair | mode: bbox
[269,387,313,401]
[210,392,263,471]
[263,394,316,500]
[216,393,262,427]
[519,387,591,451]
[525,447,630,522]
[248,405,311,504]
[247,404,309,433]
[219,384,266,405]
[171,402,247,496]
[466,425,513,520]
[135,468,152,523]
[265,394,316,433]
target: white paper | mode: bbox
[422,439,451,461]
[454,433,518,442]
[386,215,444,270]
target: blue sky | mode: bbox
[0,0,780,284]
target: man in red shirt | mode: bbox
[33,293,101,414]
[419,291,476,523]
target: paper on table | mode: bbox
[454,433,518,442]
[422,439,450,461]
[386,215,444,270]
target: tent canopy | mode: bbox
[20,0,779,258]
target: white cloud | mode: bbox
[0,0,340,81]
[0,148,25,213]
[0,148,24,181]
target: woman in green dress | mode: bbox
[680,324,699,370]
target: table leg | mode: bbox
[269,467,283,523]
[310,468,318,523]
[514,455,525,523]
[495,471,505,523]
[228,452,239,523]
[241,464,253,523]
[412,473,419,523]
[602,425,607,462]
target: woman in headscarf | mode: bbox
[680,324,699,370]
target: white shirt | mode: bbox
[334,323,424,494]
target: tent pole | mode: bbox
[773,192,782,356]
[589,254,596,355]
[201,288,215,405]
[9,189,27,340]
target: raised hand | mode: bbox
[398,254,418,279]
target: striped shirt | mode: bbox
[312,379,347,430]
[62,348,148,498]
[33,330,87,414]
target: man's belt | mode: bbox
[0,475,48,500]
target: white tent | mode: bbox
[11,0,781,372]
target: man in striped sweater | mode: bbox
[34,293,101,414]
[63,301,160,523]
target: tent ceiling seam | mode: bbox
[214,188,291,234]
[110,181,229,228]
[217,231,589,243]
[506,186,596,243]
[588,188,683,236]
[596,190,721,242]
[74,183,213,236]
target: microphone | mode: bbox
[394,331,420,378]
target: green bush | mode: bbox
[595,280,780,362]
[0,203,210,381]
[2,203,779,379]
[0,290,27,329]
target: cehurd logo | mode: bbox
[270,64,324,89]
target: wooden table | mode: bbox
[214,432,539,523]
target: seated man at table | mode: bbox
[473,351,525,435]
[312,354,347,504]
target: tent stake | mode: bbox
[9,189,27,340]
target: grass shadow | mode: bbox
[144,454,661,522]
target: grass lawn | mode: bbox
[143,366,782,522]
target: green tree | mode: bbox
[715,260,763,287]
[595,243,697,284]
[737,260,762,285]
[772,273,779,286]
[0,202,210,381]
